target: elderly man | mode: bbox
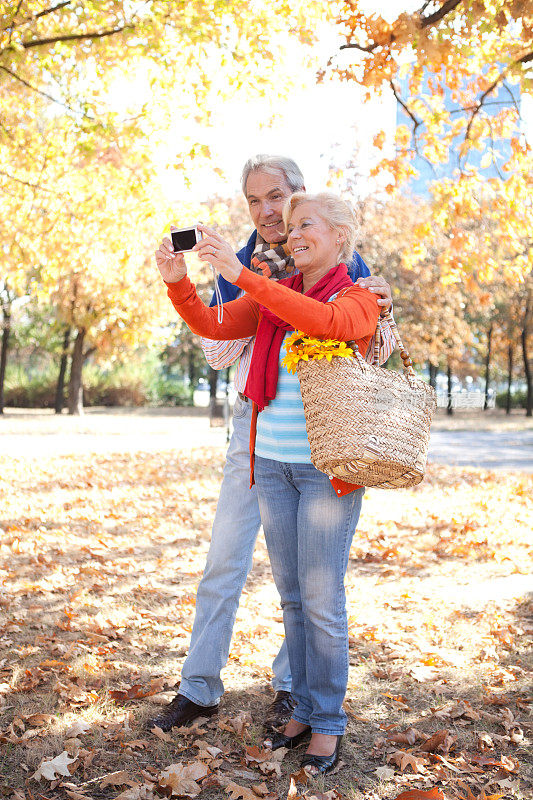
[149,155,393,732]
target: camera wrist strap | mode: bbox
[211,263,224,324]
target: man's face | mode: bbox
[245,169,294,245]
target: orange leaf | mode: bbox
[392,790,445,800]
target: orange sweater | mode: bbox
[166,268,380,495]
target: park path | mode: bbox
[1,408,532,471]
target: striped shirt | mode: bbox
[255,333,311,462]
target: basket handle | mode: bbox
[348,309,416,378]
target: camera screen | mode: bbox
[172,228,197,252]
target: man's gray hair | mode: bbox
[241,154,305,195]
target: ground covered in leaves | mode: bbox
[0,441,531,800]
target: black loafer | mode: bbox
[146,693,218,732]
[265,725,311,751]
[264,690,297,731]
[301,735,343,775]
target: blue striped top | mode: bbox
[255,333,311,463]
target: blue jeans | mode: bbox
[179,396,291,707]
[254,456,364,735]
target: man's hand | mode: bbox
[155,235,187,283]
[355,276,392,313]
[194,224,243,283]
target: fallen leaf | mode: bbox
[470,754,518,772]
[125,738,151,750]
[25,713,55,727]
[226,782,260,800]
[150,725,173,742]
[387,750,426,774]
[158,761,208,797]
[100,770,136,788]
[375,765,395,781]
[115,785,154,800]
[33,751,77,781]
[392,791,445,800]
[251,783,271,797]
[419,729,455,753]
[64,720,91,738]
[388,727,421,745]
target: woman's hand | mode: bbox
[194,224,243,284]
[355,275,392,313]
[155,235,187,283]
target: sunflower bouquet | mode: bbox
[282,331,355,375]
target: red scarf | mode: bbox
[245,263,353,411]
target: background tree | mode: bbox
[327,1,532,411]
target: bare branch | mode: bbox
[21,24,130,49]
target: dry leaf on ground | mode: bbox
[392,790,445,800]
[32,751,78,781]
[100,770,136,788]
[225,781,262,800]
[158,761,209,797]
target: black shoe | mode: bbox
[146,693,218,732]
[266,725,311,751]
[301,735,343,776]
[264,690,297,731]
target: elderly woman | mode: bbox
[155,192,380,775]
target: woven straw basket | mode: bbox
[296,313,437,489]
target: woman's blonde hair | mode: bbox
[282,192,357,264]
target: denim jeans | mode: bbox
[254,456,364,735]
[179,396,291,707]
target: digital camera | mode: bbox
[171,225,203,253]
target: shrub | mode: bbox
[4,358,194,408]
[4,374,57,408]
[496,389,527,409]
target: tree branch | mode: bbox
[340,0,464,53]
[339,40,379,54]
[463,67,509,145]
[1,1,24,34]
[30,1,73,22]
[419,0,463,29]
[390,80,421,139]
[0,65,94,119]
[0,168,54,192]
[21,25,130,49]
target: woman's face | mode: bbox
[287,202,341,273]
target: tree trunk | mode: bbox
[55,326,71,414]
[188,352,196,387]
[428,362,438,390]
[522,284,532,417]
[505,343,514,415]
[68,327,86,416]
[483,322,493,411]
[0,301,11,415]
[446,361,454,416]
